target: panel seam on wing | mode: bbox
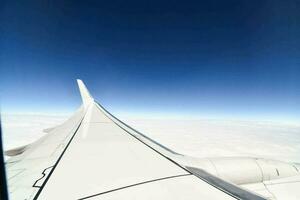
[32,110,87,200]
[78,173,192,200]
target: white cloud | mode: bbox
[2,114,68,150]
[2,113,300,163]
[123,118,300,163]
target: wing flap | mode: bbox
[5,106,85,199]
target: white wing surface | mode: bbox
[5,80,266,200]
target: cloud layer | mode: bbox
[124,118,300,163]
[2,114,300,163]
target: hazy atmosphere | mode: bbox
[1,0,300,123]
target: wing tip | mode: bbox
[77,79,94,108]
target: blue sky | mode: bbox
[1,0,300,122]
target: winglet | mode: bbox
[77,79,94,109]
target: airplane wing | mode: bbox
[5,80,266,200]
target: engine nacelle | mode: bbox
[175,156,300,185]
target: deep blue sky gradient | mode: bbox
[1,0,300,122]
